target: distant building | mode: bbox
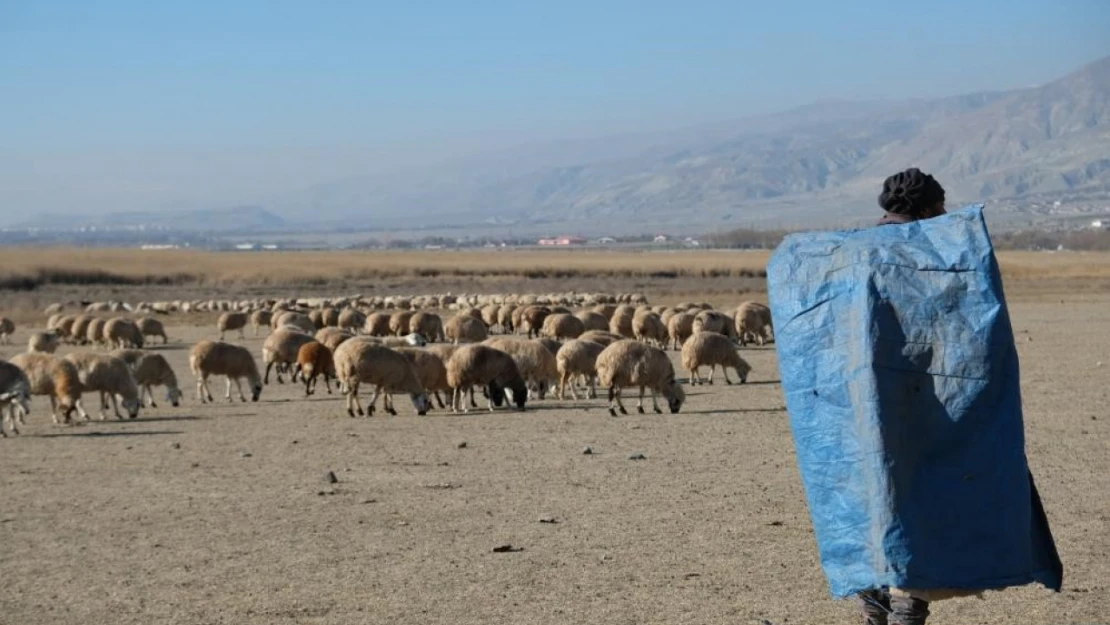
[596,236,617,244]
[261,244,279,250]
[234,243,258,251]
[653,235,669,243]
[537,236,586,246]
[140,244,180,250]
[1091,219,1107,230]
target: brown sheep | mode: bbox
[608,311,635,339]
[297,341,335,396]
[395,347,450,409]
[520,306,551,339]
[484,338,559,400]
[556,339,606,400]
[262,328,316,384]
[70,316,95,345]
[8,353,87,424]
[596,340,685,416]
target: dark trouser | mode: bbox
[859,589,930,625]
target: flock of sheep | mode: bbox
[0,292,774,436]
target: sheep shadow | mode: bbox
[146,343,188,351]
[38,430,185,438]
[687,406,787,415]
[131,414,204,423]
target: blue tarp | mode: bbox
[767,205,1063,598]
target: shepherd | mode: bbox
[767,168,1063,625]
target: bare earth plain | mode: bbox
[1,250,1108,625]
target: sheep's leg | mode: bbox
[588,376,597,399]
[636,387,647,414]
[225,378,234,402]
[49,396,60,425]
[651,389,662,414]
[366,386,381,416]
[275,361,285,384]
[607,386,621,416]
[723,367,733,385]
[304,374,313,397]
[147,384,159,407]
[324,372,333,395]
[96,392,108,420]
[233,378,247,402]
[110,393,124,420]
[385,392,397,416]
[219,331,225,341]
[707,365,716,385]
[450,388,460,413]
[345,380,361,417]
[264,361,274,385]
[238,328,245,340]
[292,364,302,383]
[468,387,478,408]
[433,390,445,409]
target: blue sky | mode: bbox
[1,0,1108,219]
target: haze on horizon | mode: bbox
[2,0,1108,224]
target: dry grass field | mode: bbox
[0,250,1107,625]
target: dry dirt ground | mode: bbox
[1,295,1107,625]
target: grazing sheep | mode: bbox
[520,306,551,339]
[667,312,696,350]
[734,302,774,346]
[109,348,147,370]
[389,311,415,337]
[296,341,335,396]
[577,330,624,347]
[484,338,559,400]
[444,344,528,413]
[425,343,459,363]
[395,347,450,409]
[138,317,168,344]
[315,327,353,352]
[593,304,618,320]
[535,337,563,358]
[332,340,430,416]
[250,309,273,336]
[104,318,145,349]
[608,311,635,339]
[85,317,108,347]
[8,353,87,424]
[217,311,249,340]
[189,340,263,403]
[322,307,341,327]
[632,310,667,348]
[445,314,489,344]
[308,309,326,330]
[63,353,141,420]
[365,333,428,348]
[274,311,315,334]
[132,353,183,407]
[0,317,15,345]
[54,315,78,343]
[46,313,64,331]
[681,331,752,385]
[28,331,60,354]
[692,310,737,341]
[596,340,686,416]
[480,305,501,332]
[556,339,606,400]
[574,310,609,332]
[1,360,32,436]
[262,328,317,384]
[496,305,517,334]
[338,309,367,334]
[542,313,585,341]
[364,312,393,337]
[510,306,527,334]
[70,315,95,345]
[410,312,444,343]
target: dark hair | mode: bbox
[878,168,945,217]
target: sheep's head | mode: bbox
[487,381,505,407]
[250,384,263,402]
[122,396,141,419]
[1,391,31,418]
[410,392,430,416]
[508,378,528,411]
[404,333,428,347]
[166,387,183,407]
[666,379,686,414]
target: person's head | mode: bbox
[878,168,946,220]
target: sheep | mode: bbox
[445,314,489,344]
[54,315,78,343]
[8,353,87,424]
[593,304,618,320]
[734,302,774,346]
[364,312,393,336]
[444,344,528,413]
[681,331,752,386]
[217,311,249,340]
[542,313,585,341]
[510,306,527,334]
[332,340,430,417]
[137,317,168,344]
[364,333,428,348]
[322,307,341,327]
[609,311,635,339]
[189,340,263,403]
[70,315,95,345]
[484,338,559,400]
[262,328,317,384]
[0,360,32,436]
[556,339,606,400]
[395,347,450,409]
[250,309,273,336]
[274,311,315,334]
[692,310,737,341]
[667,312,696,350]
[409,312,444,343]
[632,310,667,348]
[63,353,141,420]
[296,341,335,396]
[577,330,624,347]
[85,317,108,347]
[574,310,609,332]
[315,327,353,352]
[338,309,367,334]
[104,318,145,349]
[535,337,563,358]
[389,310,415,337]
[28,331,60,354]
[480,305,501,332]
[0,317,15,345]
[496,305,517,334]
[109,348,147,370]
[308,309,325,330]
[132,353,183,407]
[595,340,686,416]
[520,306,551,338]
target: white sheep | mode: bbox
[8,352,87,423]
[734,302,774,346]
[137,317,168,344]
[555,339,606,400]
[189,340,263,403]
[332,340,430,417]
[595,340,686,416]
[28,331,60,354]
[681,331,752,385]
[217,311,249,340]
[484,337,559,400]
[63,352,141,420]
[104,317,144,349]
[262,328,317,384]
[132,353,183,408]
[444,344,529,413]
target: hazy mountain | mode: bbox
[17,206,286,232]
[266,56,1109,231]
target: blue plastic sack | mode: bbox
[767,205,1062,598]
